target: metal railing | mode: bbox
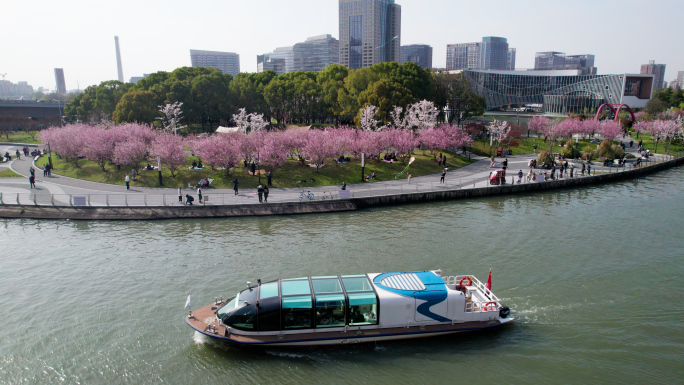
[1,152,682,207]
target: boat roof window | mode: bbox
[281,279,311,296]
[282,295,312,309]
[259,282,279,299]
[312,277,343,294]
[341,275,374,292]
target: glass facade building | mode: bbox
[339,0,401,69]
[258,35,339,74]
[446,37,513,71]
[190,50,240,76]
[400,44,432,69]
[54,68,66,94]
[463,70,654,115]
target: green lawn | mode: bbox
[0,131,42,144]
[0,168,22,177]
[36,151,476,189]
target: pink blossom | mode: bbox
[191,132,241,174]
[597,121,623,141]
[151,133,188,177]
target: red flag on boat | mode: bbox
[486,269,492,290]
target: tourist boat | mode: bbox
[185,270,514,346]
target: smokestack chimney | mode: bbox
[114,36,124,82]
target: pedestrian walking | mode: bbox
[559,165,564,179]
[407,173,412,184]
[551,165,556,180]
[125,173,130,190]
[440,169,446,183]
[29,174,35,188]
[587,164,591,175]
[29,167,35,177]
[267,171,272,187]
[442,154,447,167]
[232,178,239,195]
[16,149,20,159]
[502,158,508,170]
[250,162,256,176]
[341,181,346,190]
[570,164,574,178]
[23,147,28,156]
[263,186,269,203]
[533,144,538,154]
[438,153,442,166]
[581,163,585,176]
[131,168,137,181]
[178,188,183,203]
[257,184,264,203]
[197,187,202,203]
[46,164,51,176]
[42,165,47,177]
[517,169,523,183]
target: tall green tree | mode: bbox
[112,91,159,124]
[433,72,486,126]
[357,79,413,124]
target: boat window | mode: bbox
[282,295,312,329]
[223,303,257,330]
[259,282,279,299]
[312,278,343,294]
[256,297,281,332]
[281,280,311,296]
[216,295,237,320]
[238,286,259,304]
[341,276,374,292]
[348,292,378,326]
[315,294,346,328]
[311,275,338,279]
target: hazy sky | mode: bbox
[5,0,683,91]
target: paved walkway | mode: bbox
[0,142,669,207]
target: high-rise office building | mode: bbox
[677,71,684,84]
[190,50,240,76]
[534,52,596,74]
[258,35,339,74]
[478,37,509,70]
[54,68,66,94]
[339,0,401,69]
[640,60,666,90]
[293,35,340,72]
[446,37,514,71]
[507,48,516,70]
[257,46,294,74]
[400,44,432,69]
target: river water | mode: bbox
[1,167,683,385]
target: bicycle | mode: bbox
[299,190,314,201]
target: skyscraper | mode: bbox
[339,0,401,69]
[54,68,66,94]
[640,60,666,90]
[293,35,339,72]
[478,37,509,70]
[400,44,432,69]
[190,50,240,76]
[446,37,514,71]
[114,36,124,82]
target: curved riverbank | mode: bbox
[2,155,682,220]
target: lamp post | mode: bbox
[361,152,365,182]
[157,156,163,186]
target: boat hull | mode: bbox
[186,305,514,347]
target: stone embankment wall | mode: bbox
[1,157,682,220]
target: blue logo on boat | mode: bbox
[373,271,450,322]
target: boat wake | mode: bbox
[193,331,212,345]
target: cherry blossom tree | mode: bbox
[157,102,186,135]
[113,138,149,169]
[260,133,289,172]
[360,105,380,131]
[487,119,510,150]
[391,100,438,131]
[303,129,337,172]
[82,125,123,171]
[419,124,472,154]
[191,133,242,175]
[529,116,561,151]
[597,120,623,142]
[39,124,88,166]
[382,128,418,162]
[233,108,268,134]
[151,133,188,177]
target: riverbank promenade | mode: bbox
[1,142,681,219]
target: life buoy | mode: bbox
[459,276,473,286]
[483,302,497,311]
